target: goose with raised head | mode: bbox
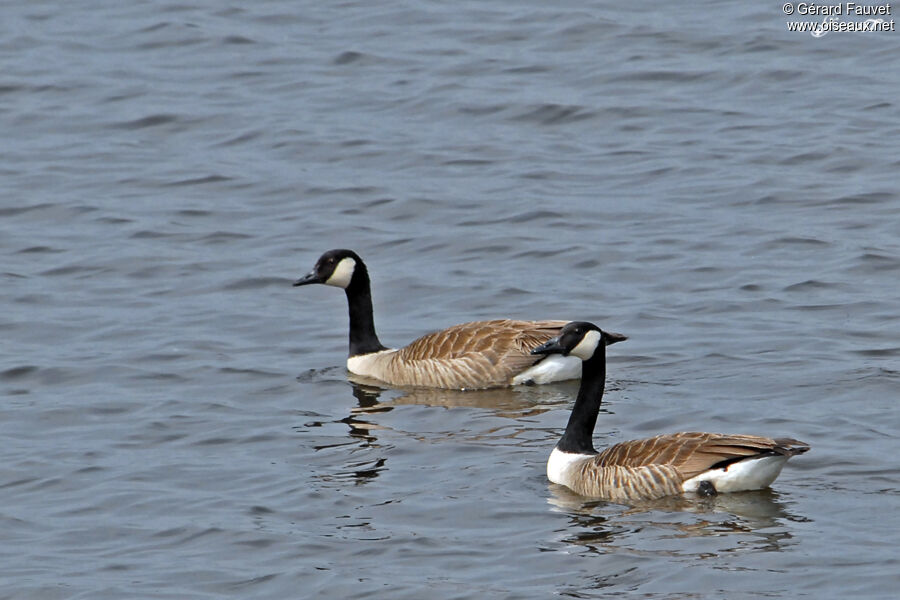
[532,322,810,502]
[293,249,582,389]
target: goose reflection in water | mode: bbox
[347,375,568,418]
[547,483,810,555]
[341,381,392,444]
[312,378,552,489]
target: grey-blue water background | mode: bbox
[2,2,898,598]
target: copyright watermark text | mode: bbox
[784,3,895,36]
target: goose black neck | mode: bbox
[345,265,387,357]
[556,350,607,454]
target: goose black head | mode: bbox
[531,321,627,361]
[293,249,361,289]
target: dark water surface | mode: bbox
[2,2,899,598]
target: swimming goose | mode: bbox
[532,322,810,502]
[293,249,581,389]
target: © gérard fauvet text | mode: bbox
[783,2,895,36]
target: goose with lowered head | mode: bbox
[293,249,582,389]
[532,321,810,502]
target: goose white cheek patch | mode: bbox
[570,330,601,360]
[325,257,356,288]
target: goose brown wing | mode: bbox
[392,319,567,387]
[593,432,810,481]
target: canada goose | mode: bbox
[293,249,581,389]
[532,322,810,502]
